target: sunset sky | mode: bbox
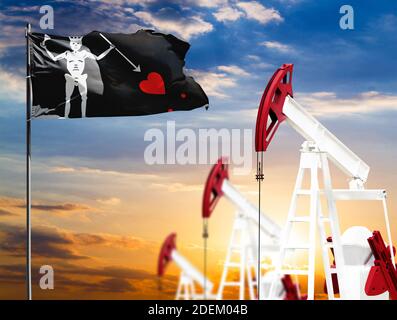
[0,0,397,300]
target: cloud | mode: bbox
[260,40,292,53]
[50,165,160,180]
[246,54,261,62]
[0,197,24,207]
[53,263,155,294]
[96,197,121,205]
[57,263,151,280]
[71,232,146,250]
[276,0,304,4]
[236,1,283,25]
[186,69,237,98]
[0,223,88,260]
[150,182,202,192]
[88,0,155,6]
[0,261,152,283]
[0,2,146,60]
[245,55,274,69]
[0,66,24,104]
[296,91,397,117]
[0,196,97,219]
[86,278,137,292]
[0,197,24,217]
[307,92,337,99]
[213,6,244,22]
[217,65,250,76]
[185,242,222,252]
[184,0,228,7]
[3,5,40,12]
[213,2,283,25]
[0,264,25,284]
[134,8,213,40]
[0,262,152,294]
[256,62,274,69]
[202,90,397,122]
[29,203,94,213]
[0,13,33,39]
[0,209,16,216]
[0,222,149,261]
[368,14,397,33]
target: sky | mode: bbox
[0,0,397,300]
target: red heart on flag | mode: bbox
[139,72,166,95]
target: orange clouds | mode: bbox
[30,203,94,213]
[0,221,151,263]
[0,221,162,298]
[0,197,24,217]
[70,232,147,250]
[0,196,97,217]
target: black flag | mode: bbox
[28,30,209,119]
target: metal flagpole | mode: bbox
[25,22,32,301]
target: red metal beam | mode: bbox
[365,231,397,299]
[202,158,229,219]
[282,275,307,300]
[255,64,293,152]
[157,233,177,277]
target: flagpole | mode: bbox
[25,22,32,301]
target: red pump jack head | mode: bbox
[157,232,177,284]
[255,64,293,153]
[202,157,229,220]
[201,157,229,238]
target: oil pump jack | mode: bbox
[157,233,216,300]
[254,63,397,300]
[202,159,305,300]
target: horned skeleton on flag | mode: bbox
[40,34,114,118]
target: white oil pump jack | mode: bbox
[201,159,306,300]
[254,63,397,300]
[157,233,216,300]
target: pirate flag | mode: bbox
[28,30,209,119]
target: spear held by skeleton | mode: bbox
[99,33,141,72]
